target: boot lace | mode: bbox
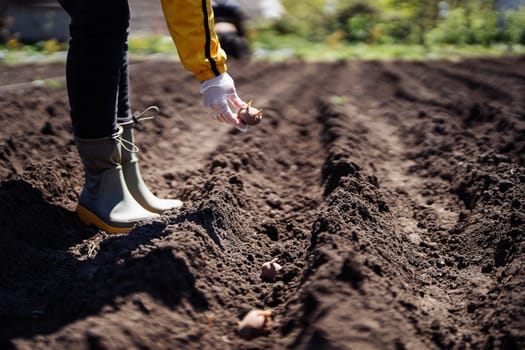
[132,105,160,124]
[118,106,161,154]
[118,134,139,153]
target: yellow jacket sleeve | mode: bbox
[161,0,228,81]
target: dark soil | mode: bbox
[0,56,524,350]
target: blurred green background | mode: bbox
[1,0,525,62]
[261,0,525,46]
[248,0,525,60]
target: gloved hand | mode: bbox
[200,72,248,131]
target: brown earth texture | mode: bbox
[0,55,524,350]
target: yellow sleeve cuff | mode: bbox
[161,0,228,81]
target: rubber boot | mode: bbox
[119,119,183,213]
[75,128,159,234]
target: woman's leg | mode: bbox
[59,0,131,138]
[59,0,159,233]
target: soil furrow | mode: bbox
[0,57,523,349]
[345,99,496,349]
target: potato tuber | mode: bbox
[237,101,263,126]
[261,258,282,282]
[238,309,272,339]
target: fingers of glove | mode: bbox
[201,74,249,132]
[221,106,249,132]
[208,105,225,122]
[209,110,247,130]
[226,92,247,109]
[211,101,247,131]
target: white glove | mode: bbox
[200,72,248,131]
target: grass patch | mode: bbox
[128,35,177,55]
[44,78,66,89]
[250,32,525,61]
[1,34,523,65]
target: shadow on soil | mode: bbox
[0,179,208,346]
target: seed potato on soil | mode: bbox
[0,56,524,349]
[237,309,272,340]
[261,258,282,282]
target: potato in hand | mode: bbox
[237,101,263,126]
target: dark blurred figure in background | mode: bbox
[0,0,8,42]
[212,0,250,59]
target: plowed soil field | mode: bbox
[0,56,524,350]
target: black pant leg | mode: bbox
[59,0,131,138]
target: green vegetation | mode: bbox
[44,78,66,89]
[0,38,67,64]
[248,1,525,61]
[250,35,524,61]
[127,35,177,55]
[269,1,525,47]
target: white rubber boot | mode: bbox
[75,128,159,234]
[119,108,183,213]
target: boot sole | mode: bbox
[76,204,133,234]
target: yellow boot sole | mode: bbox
[76,204,133,234]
